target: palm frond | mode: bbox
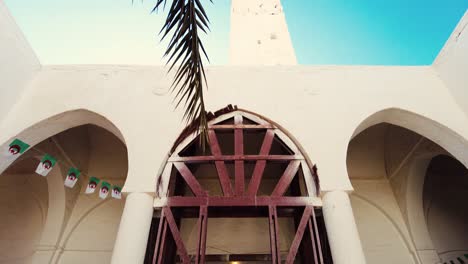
[153,0,212,149]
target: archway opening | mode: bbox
[0,123,128,264]
[423,155,468,262]
[347,121,468,264]
[146,108,332,264]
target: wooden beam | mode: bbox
[271,160,301,196]
[247,129,275,196]
[208,130,234,197]
[152,210,165,264]
[195,206,208,264]
[156,219,168,264]
[310,207,324,263]
[173,162,207,197]
[234,115,245,196]
[285,206,313,264]
[154,196,322,207]
[163,207,191,264]
[168,154,302,163]
[269,206,281,264]
[308,219,320,264]
[210,124,274,129]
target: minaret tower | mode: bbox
[229,0,297,65]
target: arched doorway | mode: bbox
[347,119,468,264]
[0,110,129,264]
[146,107,332,264]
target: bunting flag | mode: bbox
[2,139,30,162]
[99,181,111,199]
[85,177,100,194]
[64,168,80,188]
[0,139,124,199]
[35,154,57,176]
[111,186,122,199]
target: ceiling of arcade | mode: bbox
[2,124,128,181]
[347,123,448,181]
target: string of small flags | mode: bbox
[2,138,122,200]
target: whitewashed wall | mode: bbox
[434,11,468,117]
[0,0,40,124]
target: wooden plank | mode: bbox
[247,129,275,196]
[271,160,301,196]
[209,124,274,129]
[173,162,207,197]
[168,154,302,162]
[300,160,317,197]
[154,196,322,207]
[311,207,324,263]
[195,206,208,264]
[285,206,313,264]
[156,219,168,264]
[208,130,233,197]
[308,219,320,264]
[234,115,244,196]
[152,210,165,264]
[163,207,191,264]
[268,206,281,264]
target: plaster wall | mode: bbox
[0,170,48,264]
[433,11,468,117]
[1,65,467,196]
[0,0,40,124]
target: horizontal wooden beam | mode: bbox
[169,155,303,163]
[154,196,322,208]
[209,124,274,129]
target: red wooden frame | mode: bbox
[153,110,324,264]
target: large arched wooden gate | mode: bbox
[146,107,332,263]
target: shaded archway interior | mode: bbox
[147,109,331,264]
[0,124,129,264]
[347,122,468,264]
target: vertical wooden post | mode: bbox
[208,130,234,196]
[234,115,244,196]
[269,205,281,264]
[195,206,208,264]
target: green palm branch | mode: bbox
[152,0,212,148]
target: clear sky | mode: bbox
[4,0,467,65]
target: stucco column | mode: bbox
[111,192,154,264]
[322,190,366,264]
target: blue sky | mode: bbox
[4,0,467,65]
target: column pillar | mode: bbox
[322,190,366,264]
[111,192,154,264]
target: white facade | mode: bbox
[0,0,468,263]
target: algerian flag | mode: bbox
[99,181,111,199]
[85,177,100,194]
[35,154,57,176]
[64,168,80,188]
[111,186,122,199]
[2,139,30,163]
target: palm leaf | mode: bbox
[152,0,212,149]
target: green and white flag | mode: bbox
[99,181,111,199]
[64,168,80,188]
[2,139,30,163]
[35,154,57,176]
[111,186,122,199]
[85,177,100,194]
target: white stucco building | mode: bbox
[0,0,467,263]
